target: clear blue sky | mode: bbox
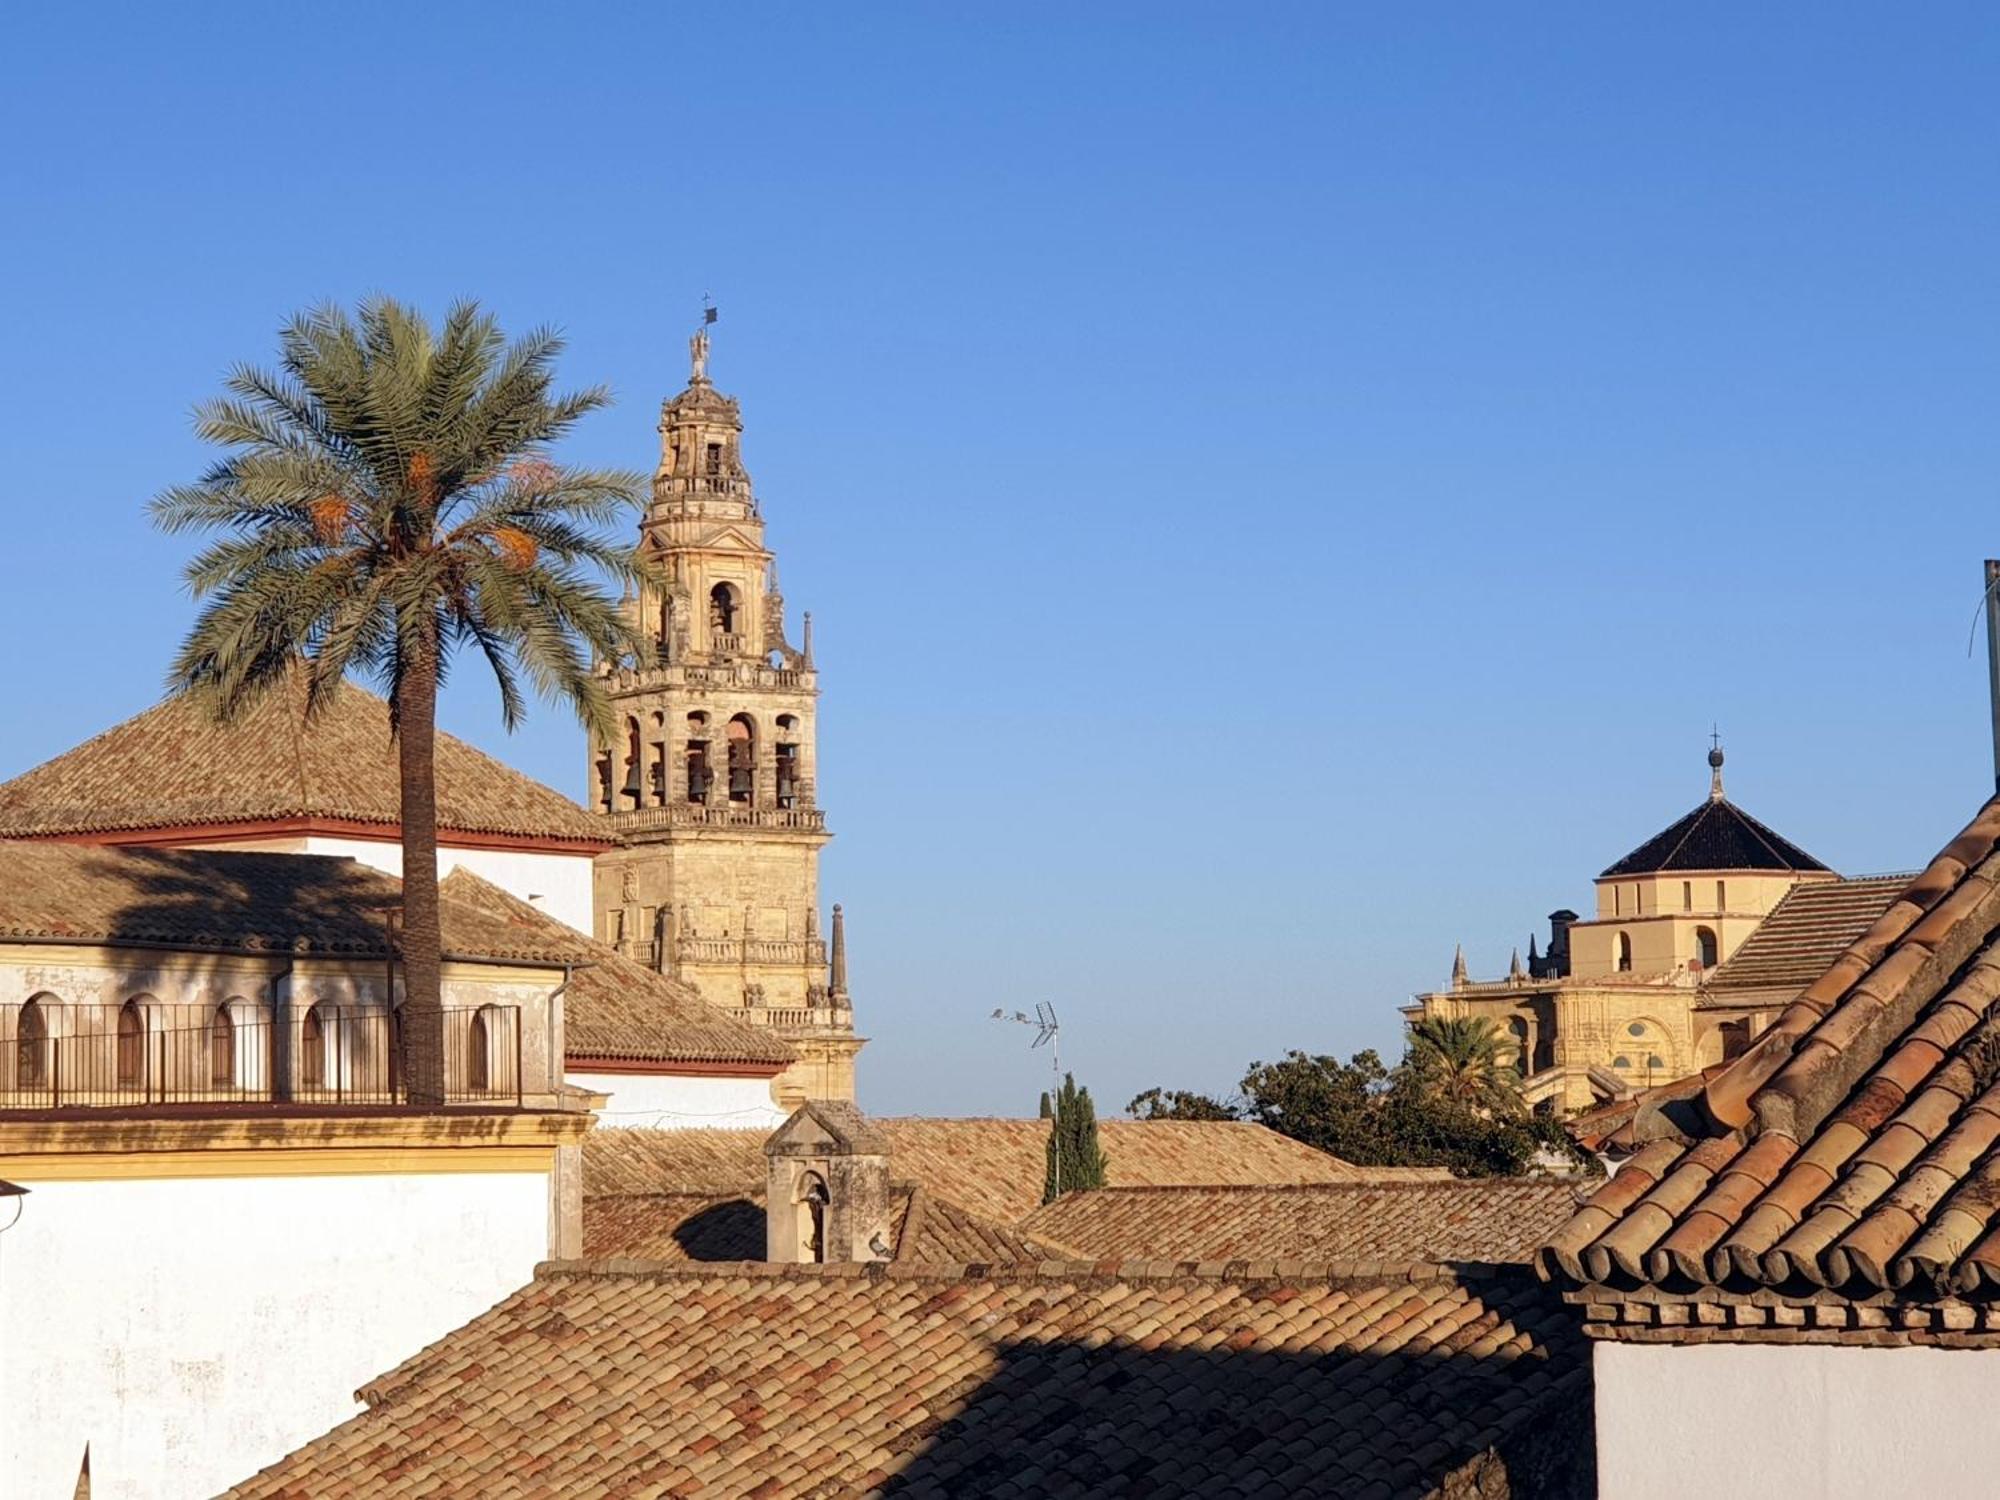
[4,5,2000,1116]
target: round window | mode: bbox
[1627,1023,1646,1038]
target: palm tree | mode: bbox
[1405,1015,1524,1116]
[152,298,644,1103]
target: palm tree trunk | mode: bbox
[397,632,446,1107]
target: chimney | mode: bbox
[763,1101,893,1264]
[1547,910,1578,978]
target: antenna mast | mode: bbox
[991,1003,1065,1193]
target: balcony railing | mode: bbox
[601,805,827,834]
[0,1004,521,1111]
[674,937,829,967]
[740,1006,850,1031]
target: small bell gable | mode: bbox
[764,1101,893,1263]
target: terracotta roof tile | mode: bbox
[1016,1181,1582,1266]
[585,1118,1374,1220]
[581,1184,1062,1265]
[439,870,793,1067]
[1542,796,2000,1341]
[0,840,580,963]
[0,675,608,845]
[1703,875,1908,997]
[221,1262,1590,1498]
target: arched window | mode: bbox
[797,1172,830,1263]
[17,996,52,1090]
[622,716,643,809]
[117,999,148,1088]
[709,583,739,637]
[685,712,712,805]
[301,1004,327,1091]
[467,1008,490,1094]
[210,1004,237,1088]
[775,715,800,810]
[1616,932,1633,973]
[1694,926,1719,970]
[727,715,755,805]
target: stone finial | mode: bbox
[1509,947,1525,982]
[1709,730,1726,802]
[1451,944,1468,990]
[689,327,711,383]
[802,611,815,670]
[829,903,848,999]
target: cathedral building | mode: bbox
[1408,746,1862,1112]
[585,329,862,1106]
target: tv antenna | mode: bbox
[992,1002,1066,1191]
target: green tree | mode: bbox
[151,298,644,1102]
[1043,1072,1109,1202]
[1405,1015,1524,1116]
[1129,1046,1595,1179]
[1126,1086,1239,1121]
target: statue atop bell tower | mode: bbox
[587,327,860,1106]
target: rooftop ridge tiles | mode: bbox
[530,1255,1529,1286]
[1011,1177,1541,1199]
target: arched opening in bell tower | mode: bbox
[727,715,756,805]
[775,715,800,810]
[685,712,712,804]
[621,716,643,810]
[709,583,739,638]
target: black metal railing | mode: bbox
[0,1004,522,1110]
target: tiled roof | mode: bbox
[1017,1181,1584,1265]
[439,871,793,1067]
[582,1118,1368,1221]
[879,1118,1370,1223]
[221,1261,1592,1499]
[0,840,583,964]
[1541,798,2000,1342]
[0,675,608,846]
[583,1191,765,1260]
[583,1125,770,1194]
[1600,796,1830,877]
[1702,874,1907,997]
[583,1185,1059,1264]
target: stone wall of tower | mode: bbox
[586,342,860,1106]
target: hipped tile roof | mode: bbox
[1600,795,1829,878]
[0,845,788,1069]
[221,1261,1591,1499]
[0,675,608,846]
[0,840,582,963]
[1541,797,2000,1339]
[1017,1180,1584,1266]
[1701,874,1907,998]
[583,1184,1060,1265]
[439,871,793,1068]
[583,1118,1368,1220]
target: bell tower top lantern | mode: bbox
[654,326,755,517]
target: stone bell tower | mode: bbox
[588,327,862,1105]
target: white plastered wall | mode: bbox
[203,834,596,934]
[566,1068,786,1130]
[0,1168,550,1500]
[1596,1339,2000,1499]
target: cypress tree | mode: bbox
[1042,1072,1109,1203]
